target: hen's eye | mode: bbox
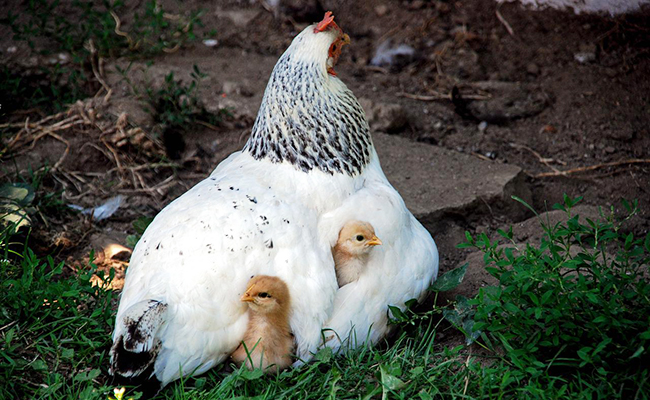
[258,292,270,298]
[356,235,364,241]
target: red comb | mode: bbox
[314,11,335,33]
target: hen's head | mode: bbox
[244,11,372,176]
[284,11,350,76]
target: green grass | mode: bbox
[0,0,204,116]
[0,195,648,399]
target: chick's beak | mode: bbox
[241,292,254,303]
[366,236,382,246]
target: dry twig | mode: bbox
[397,91,490,101]
[509,143,566,174]
[536,159,650,178]
[496,7,515,37]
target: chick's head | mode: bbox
[336,220,382,257]
[241,275,291,314]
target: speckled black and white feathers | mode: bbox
[243,31,372,176]
[110,300,167,378]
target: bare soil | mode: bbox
[1,0,649,353]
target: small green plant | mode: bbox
[3,0,202,59]
[1,0,205,116]
[461,195,650,396]
[145,66,230,158]
[0,243,116,399]
[126,216,154,248]
[146,66,227,129]
[0,183,36,230]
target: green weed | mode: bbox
[460,195,650,397]
[0,0,205,115]
[144,66,230,158]
[0,240,116,399]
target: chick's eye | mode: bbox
[258,292,270,298]
[356,235,364,241]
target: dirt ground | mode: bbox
[1,0,649,346]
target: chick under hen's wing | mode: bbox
[319,155,439,351]
[113,154,336,385]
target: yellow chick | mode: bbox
[332,220,382,287]
[231,275,293,373]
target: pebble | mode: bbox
[375,4,389,16]
[604,146,615,154]
[202,39,219,47]
[478,121,488,132]
[574,52,595,64]
[526,63,539,75]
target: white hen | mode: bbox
[110,12,438,387]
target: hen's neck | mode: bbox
[243,53,372,176]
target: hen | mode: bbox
[110,11,438,387]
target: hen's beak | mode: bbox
[241,292,255,302]
[341,33,351,46]
[366,236,382,246]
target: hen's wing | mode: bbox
[112,153,337,385]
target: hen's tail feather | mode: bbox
[110,299,168,378]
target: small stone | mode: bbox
[57,53,69,64]
[222,81,240,95]
[359,98,409,133]
[574,52,595,64]
[575,43,596,64]
[526,63,539,75]
[478,121,488,132]
[604,146,615,154]
[409,0,425,9]
[7,46,17,53]
[202,39,219,47]
[375,4,389,16]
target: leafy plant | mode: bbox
[0,0,205,116]
[2,0,202,59]
[126,216,154,248]
[0,245,116,399]
[460,195,650,395]
[0,183,36,229]
[145,66,230,158]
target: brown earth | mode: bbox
[1,0,649,355]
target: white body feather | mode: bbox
[112,20,438,386]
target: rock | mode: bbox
[464,81,550,124]
[106,97,153,128]
[574,42,597,64]
[217,9,260,27]
[437,250,499,300]
[373,133,532,224]
[221,80,254,97]
[526,62,540,75]
[359,98,409,133]
[370,40,417,71]
[439,205,601,300]
[375,4,389,16]
[202,39,219,47]
[574,52,595,64]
